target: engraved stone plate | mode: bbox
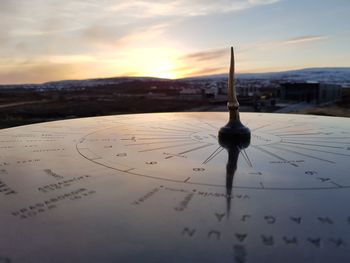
[0,112,349,262]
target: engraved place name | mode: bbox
[252,134,272,142]
[132,187,160,205]
[270,160,304,164]
[38,175,91,193]
[160,186,250,200]
[174,193,194,212]
[181,227,346,248]
[86,138,118,142]
[0,159,41,167]
[33,148,65,153]
[40,134,64,139]
[43,169,64,179]
[25,139,58,142]
[0,146,14,149]
[196,191,250,200]
[11,188,96,219]
[0,140,21,143]
[16,159,41,165]
[24,145,38,148]
[0,179,17,196]
[11,134,36,138]
[0,162,10,167]
[160,186,251,200]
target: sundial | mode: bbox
[1,49,350,263]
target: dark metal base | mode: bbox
[218,120,251,148]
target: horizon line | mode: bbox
[1,66,349,86]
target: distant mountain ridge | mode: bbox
[183,67,350,87]
[1,67,350,89]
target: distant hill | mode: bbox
[183,67,350,87]
[1,67,350,90]
[0,76,170,90]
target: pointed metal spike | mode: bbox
[228,46,240,121]
[218,46,251,144]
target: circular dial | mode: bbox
[1,112,350,263]
[77,112,350,190]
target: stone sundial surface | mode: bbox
[0,112,349,263]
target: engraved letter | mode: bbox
[317,217,333,224]
[290,216,302,224]
[208,230,221,240]
[182,227,196,237]
[241,215,251,222]
[235,233,248,243]
[233,245,247,263]
[283,236,298,245]
[215,213,225,222]
[264,216,276,224]
[261,235,274,246]
[329,238,345,247]
[307,238,321,248]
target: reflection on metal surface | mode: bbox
[218,123,251,217]
[0,112,350,262]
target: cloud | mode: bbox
[181,67,227,77]
[181,48,228,62]
[252,35,329,51]
[110,0,281,17]
[0,62,80,84]
[281,35,328,45]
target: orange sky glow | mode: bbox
[0,0,349,84]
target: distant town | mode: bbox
[1,67,349,129]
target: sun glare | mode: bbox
[117,47,184,79]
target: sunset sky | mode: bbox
[0,0,349,84]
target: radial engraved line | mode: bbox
[241,149,253,167]
[178,121,206,131]
[281,139,350,144]
[184,177,191,183]
[279,132,328,137]
[266,145,335,164]
[330,181,342,188]
[251,123,272,132]
[164,123,201,133]
[190,121,216,131]
[253,145,298,167]
[137,137,190,140]
[280,141,344,149]
[204,122,218,130]
[125,139,189,146]
[124,131,185,135]
[139,141,202,152]
[263,125,299,133]
[203,146,224,164]
[275,129,316,136]
[177,143,214,155]
[280,143,350,157]
[281,136,350,139]
[153,127,197,133]
[133,129,190,135]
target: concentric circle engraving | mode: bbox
[76,113,350,190]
